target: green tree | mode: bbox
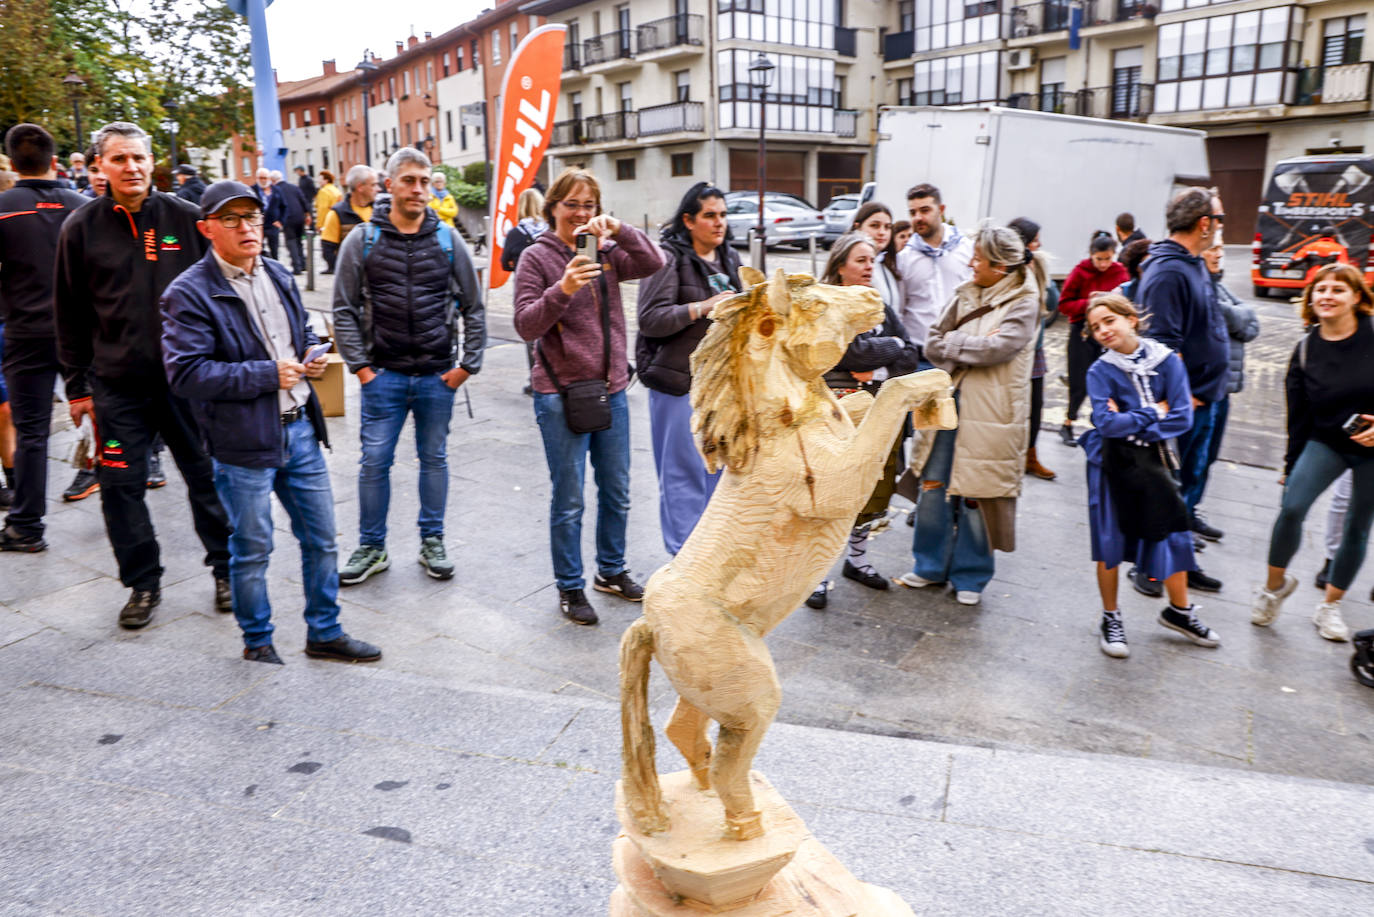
[0,0,251,158]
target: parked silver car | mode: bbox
[820,193,861,245]
[724,195,825,250]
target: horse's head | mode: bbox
[746,267,883,380]
[690,267,882,474]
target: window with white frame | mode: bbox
[443,52,451,76]
[897,77,913,105]
[717,0,837,51]
[912,51,1002,105]
[618,81,633,111]
[492,30,502,66]
[675,70,691,101]
[717,49,838,132]
[1155,7,1303,113]
[908,0,1003,54]
[511,22,519,55]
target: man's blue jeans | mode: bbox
[533,389,631,591]
[213,418,344,650]
[1178,398,1222,515]
[358,369,457,546]
[911,427,995,593]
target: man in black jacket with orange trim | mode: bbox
[0,124,89,552]
[53,121,232,629]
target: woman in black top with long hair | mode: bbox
[636,182,743,555]
[1252,263,1374,643]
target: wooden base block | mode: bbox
[611,771,914,916]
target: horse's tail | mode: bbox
[619,616,668,834]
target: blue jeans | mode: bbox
[213,418,344,649]
[1178,398,1222,514]
[533,389,631,591]
[358,369,457,545]
[649,388,719,555]
[911,427,995,593]
[1268,440,1374,591]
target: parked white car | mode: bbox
[724,195,825,249]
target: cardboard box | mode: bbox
[312,353,346,417]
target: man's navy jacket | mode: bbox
[160,248,329,468]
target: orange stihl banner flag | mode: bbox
[488,23,566,290]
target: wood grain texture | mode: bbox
[619,268,957,842]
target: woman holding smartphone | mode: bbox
[1252,263,1374,642]
[513,168,664,626]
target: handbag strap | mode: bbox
[952,302,997,331]
[534,250,612,391]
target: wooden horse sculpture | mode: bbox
[619,267,956,841]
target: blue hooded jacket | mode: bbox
[1135,239,1230,404]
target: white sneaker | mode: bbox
[955,590,981,606]
[1313,601,1352,642]
[1251,574,1298,626]
[896,572,941,588]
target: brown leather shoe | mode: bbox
[1025,447,1056,481]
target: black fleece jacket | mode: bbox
[0,179,90,340]
[53,190,207,398]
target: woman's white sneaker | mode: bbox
[896,572,942,588]
[1313,601,1352,642]
[955,590,981,606]
[1251,574,1298,626]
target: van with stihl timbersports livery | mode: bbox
[1252,154,1374,298]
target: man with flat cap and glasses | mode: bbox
[53,121,232,630]
[160,180,381,666]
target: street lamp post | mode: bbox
[748,53,775,271]
[355,55,379,166]
[163,98,181,171]
[63,73,86,151]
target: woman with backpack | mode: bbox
[636,182,742,556]
[501,188,548,272]
[1252,263,1374,643]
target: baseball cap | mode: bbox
[199,180,261,218]
[174,163,197,176]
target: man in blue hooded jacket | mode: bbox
[1136,187,1230,593]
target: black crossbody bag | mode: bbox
[536,268,613,434]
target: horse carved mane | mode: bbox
[689,267,840,475]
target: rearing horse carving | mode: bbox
[619,267,957,840]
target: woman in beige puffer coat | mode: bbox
[897,222,1041,606]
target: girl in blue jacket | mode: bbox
[1080,294,1221,659]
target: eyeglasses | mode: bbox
[208,212,264,228]
[558,200,597,213]
[1210,212,1225,222]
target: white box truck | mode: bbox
[870,106,1210,276]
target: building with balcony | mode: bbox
[883,0,1372,243]
[528,0,881,223]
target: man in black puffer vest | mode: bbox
[332,148,485,587]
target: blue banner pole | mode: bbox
[228,0,284,174]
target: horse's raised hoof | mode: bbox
[725,811,765,841]
[690,765,712,791]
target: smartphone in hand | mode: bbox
[1342,414,1372,437]
[576,232,598,264]
[302,342,332,365]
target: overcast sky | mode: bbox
[265,0,490,82]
